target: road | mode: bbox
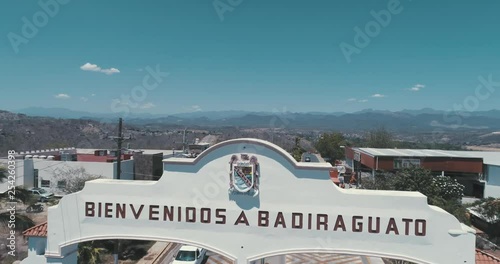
[161,243,383,264]
[301,152,320,162]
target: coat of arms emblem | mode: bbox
[229,154,260,196]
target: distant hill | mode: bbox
[0,110,211,155]
[10,107,500,132]
[2,108,499,155]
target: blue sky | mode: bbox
[1,0,500,115]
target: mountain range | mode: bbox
[12,107,500,132]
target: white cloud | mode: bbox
[140,102,156,109]
[91,93,96,96]
[347,98,357,102]
[54,93,70,99]
[409,84,425,92]
[191,105,202,112]
[80,62,120,75]
[80,97,88,102]
[358,99,368,103]
[101,68,120,75]
[371,94,385,98]
[80,63,101,72]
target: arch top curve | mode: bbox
[163,137,332,171]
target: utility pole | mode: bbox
[116,117,123,180]
[113,118,123,264]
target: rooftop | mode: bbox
[353,148,500,166]
[476,249,500,263]
[76,148,182,155]
[23,221,47,237]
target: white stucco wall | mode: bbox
[43,138,475,264]
[484,185,500,198]
[20,237,47,264]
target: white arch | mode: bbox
[44,138,475,264]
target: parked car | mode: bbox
[28,187,54,202]
[305,156,311,162]
[172,245,206,264]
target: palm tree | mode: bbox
[0,212,35,231]
[0,166,8,183]
[0,186,35,205]
[0,170,36,231]
[78,241,107,264]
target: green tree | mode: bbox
[0,186,36,205]
[360,172,397,191]
[471,197,500,220]
[315,132,346,162]
[0,212,35,232]
[51,167,103,194]
[0,166,7,182]
[391,167,441,198]
[78,241,107,264]
[291,137,306,162]
[365,127,394,148]
[0,169,36,232]
[362,167,468,223]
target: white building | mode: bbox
[1,147,184,195]
[0,148,133,196]
[344,147,500,199]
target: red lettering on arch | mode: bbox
[385,218,399,235]
[234,211,249,226]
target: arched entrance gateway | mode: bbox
[39,138,474,264]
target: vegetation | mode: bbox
[362,167,469,224]
[471,197,500,221]
[315,132,346,162]
[78,241,107,264]
[0,166,7,182]
[0,167,35,263]
[291,137,306,161]
[51,167,103,194]
[0,167,36,231]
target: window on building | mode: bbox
[41,180,50,188]
[34,169,39,188]
[57,180,66,189]
[394,158,421,169]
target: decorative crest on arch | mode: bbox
[229,154,260,196]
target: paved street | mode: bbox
[301,152,320,162]
[161,243,383,264]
